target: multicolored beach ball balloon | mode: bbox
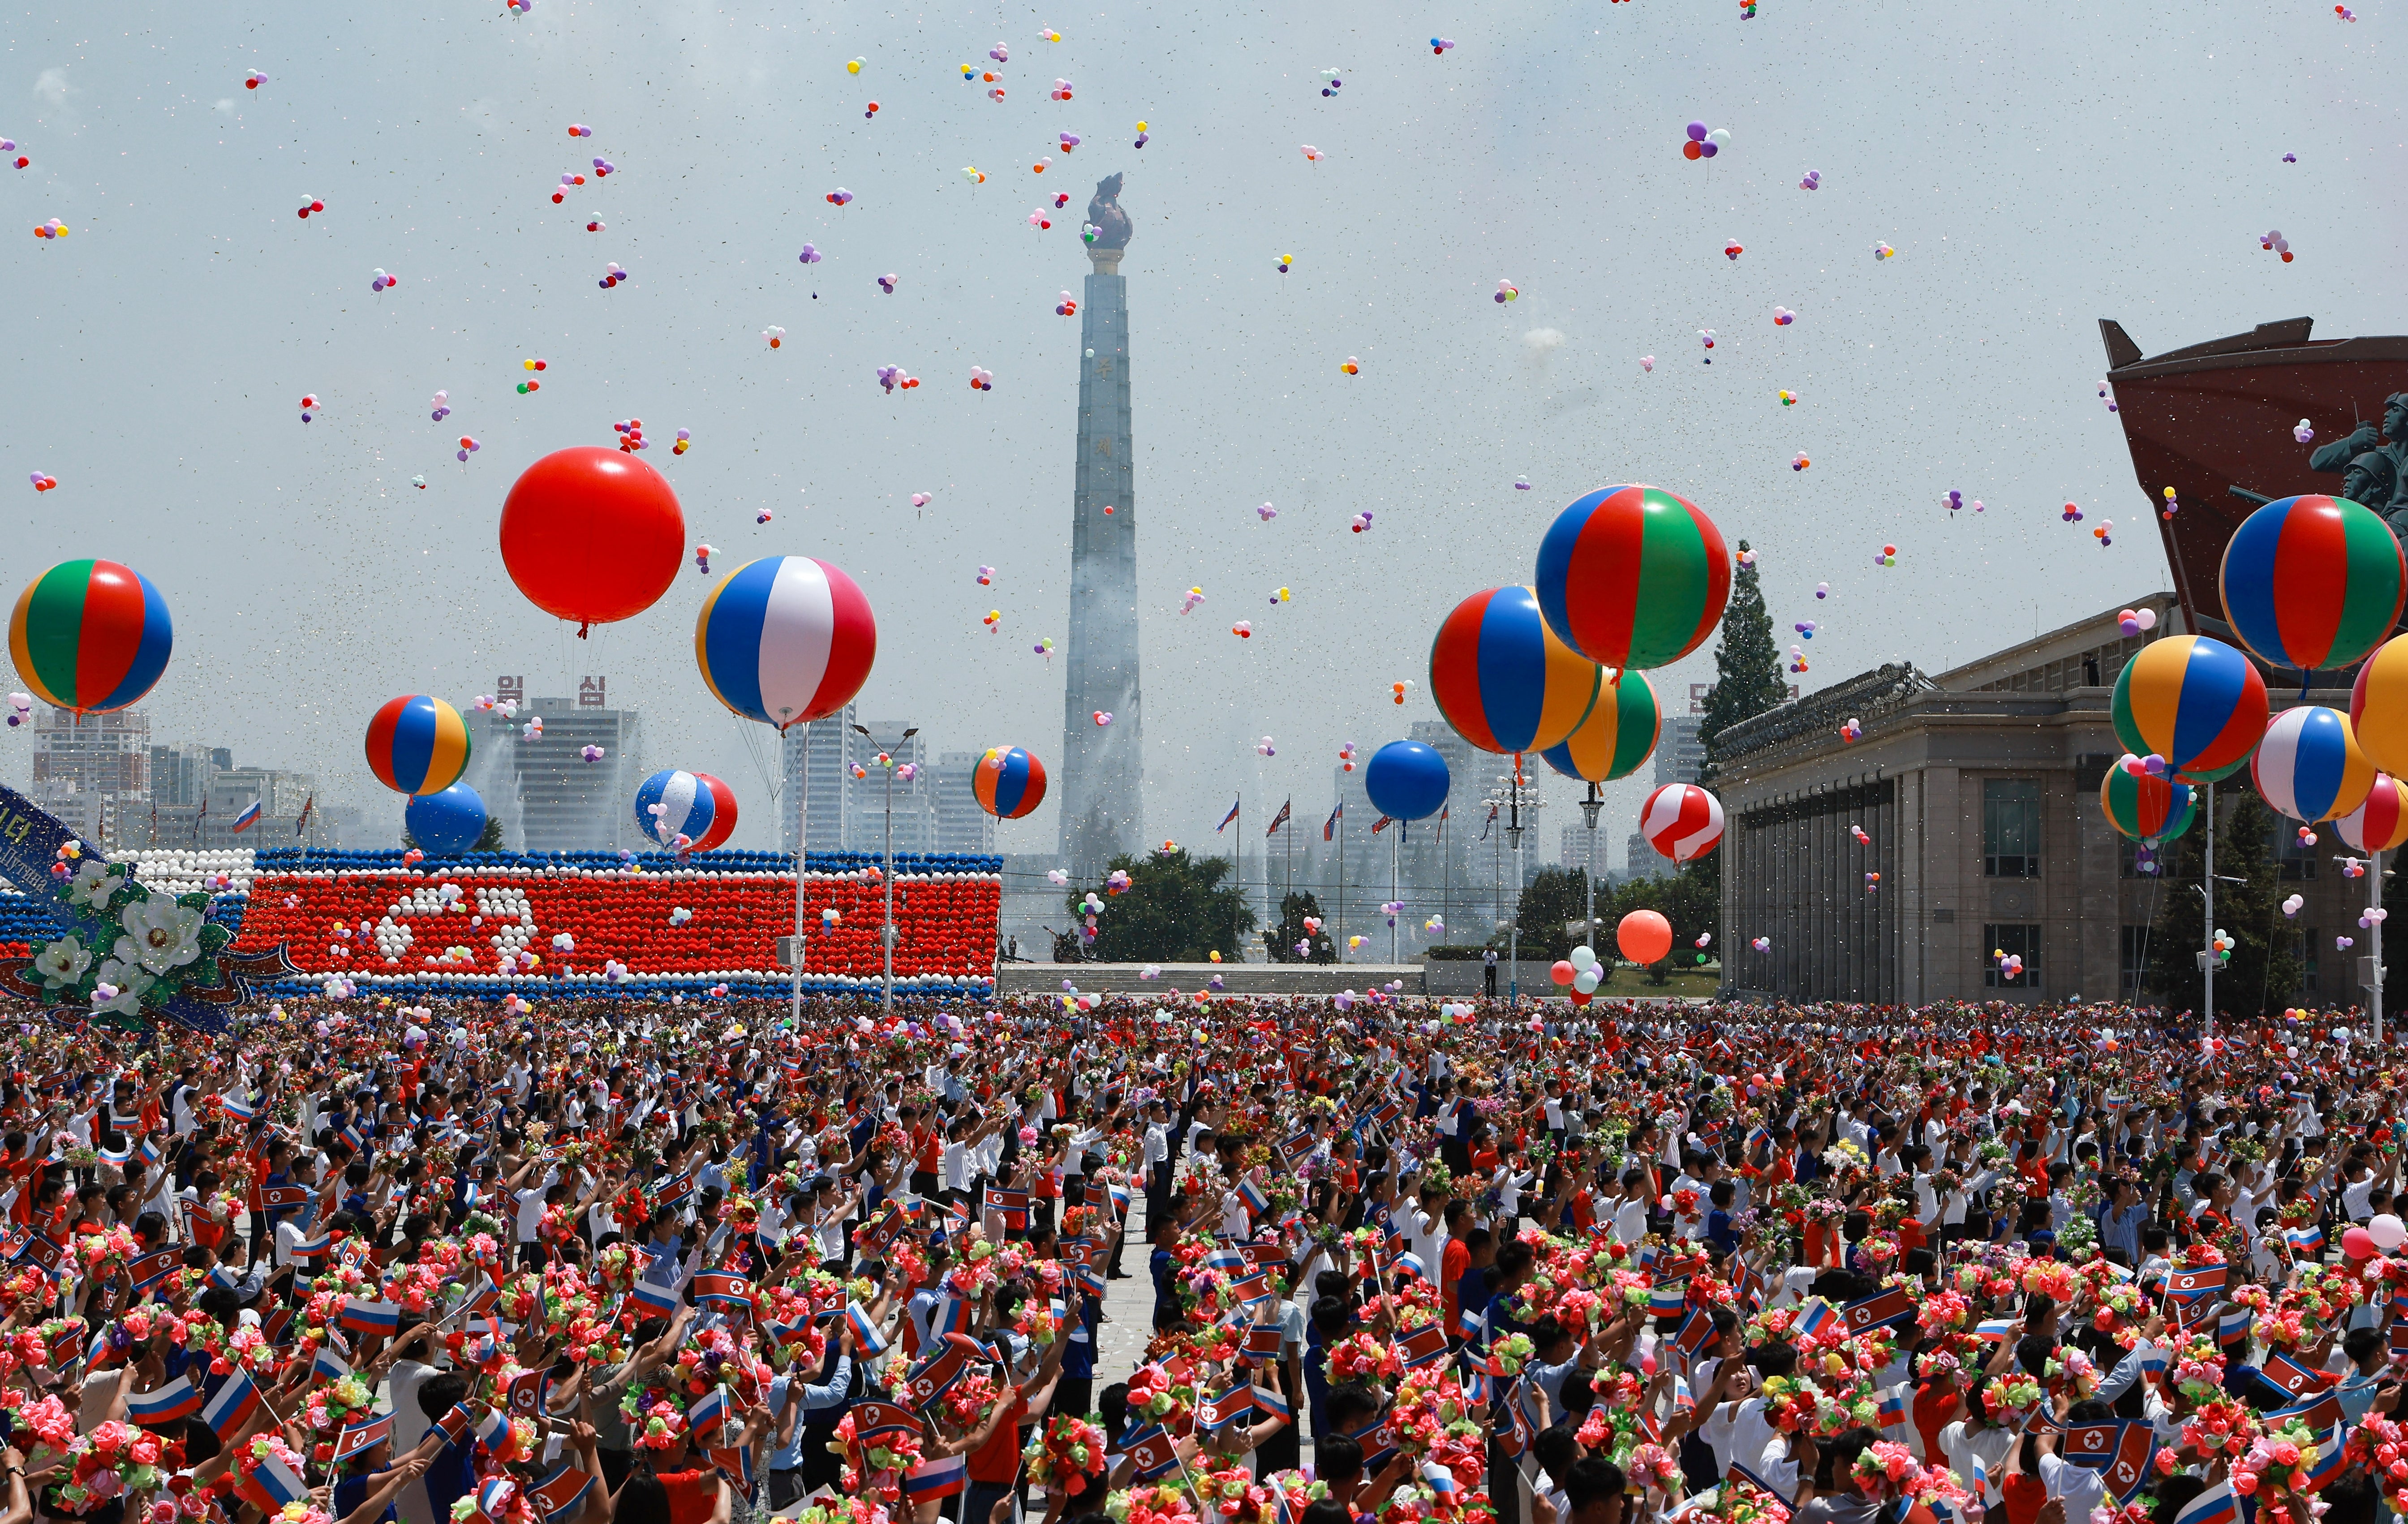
[2339,772,2408,854]
[1639,782,1724,862]
[2349,635,2408,781]
[2251,704,2374,824]
[973,747,1048,819]
[2110,635,2268,783]
[695,556,878,730]
[8,558,173,715]
[1534,485,1730,670]
[1539,666,1660,784]
[2098,755,2197,844]
[1428,584,1600,755]
[364,695,473,796]
[634,768,738,851]
[2219,494,2405,674]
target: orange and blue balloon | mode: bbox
[8,558,172,715]
[2098,756,2197,845]
[365,695,473,796]
[2110,635,2268,783]
[2349,634,2408,781]
[2219,494,2405,674]
[1428,585,1599,755]
[974,747,1047,819]
[1539,667,1660,783]
[696,556,877,730]
[2251,704,2374,823]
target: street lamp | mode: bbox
[853,723,918,1016]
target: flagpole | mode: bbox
[1390,819,1401,965]
[1337,805,1346,962]
[790,718,809,1027]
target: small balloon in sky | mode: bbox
[1789,646,1808,673]
[847,57,866,73]
[2261,228,2294,262]
[757,509,774,524]
[799,243,823,264]
[410,475,426,490]
[246,71,267,90]
[1391,680,1413,705]
[599,262,627,288]
[1300,144,1324,161]
[1340,742,1357,770]
[1134,121,1149,148]
[1791,453,1810,472]
[26,472,55,493]
[456,436,480,463]
[826,188,853,205]
[763,326,786,348]
[1815,582,1828,598]
[1034,637,1055,660]
[1724,239,1744,261]
[1059,133,1081,152]
[568,123,593,137]
[989,41,1009,61]
[2093,520,2114,547]
[1514,476,1533,490]
[1799,169,1820,190]
[863,101,879,120]
[2283,152,2298,162]
[1681,121,1729,160]
[1841,718,1862,743]
[1268,586,1291,604]
[296,195,324,219]
[299,394,318,422]
[1231,621,1252,639]
[591,157,615,176]
[2098,380,2118,413]
[1350,511,1374,533]
[1093,710,1113,726]
[1874,543,1897,567]
[1431,36,1456,52]
[694,543,716,575]
[2336,5,2356,19]
[876,364,919,392]
[1256,502,1277,522]
[1320,68,1342,97]
[1029,209,1053,230]
[1180,587,1204,613]
[2295,418,2317,443]
[1340,356,1359,374]
[2061,501,2083,523]
[430,391,450,421]
[1494,279,1519,303]
[1773,305,1795,326]
[1639,355,1654,372]
[1794,620,1817,639]
[1699,330,1716,361]
[1778,389,1797,407]
[970,366,994,391]
[1042,27,1062,41]
[961,167,985,185]
[1873,241,1896,260]
[877,273,897,293]
[1752,936,1771,951]
[911,492,931,507]
[977,566,996,586]
[1277,253,1292,273]
[1736,547,1755,567]
[1942,488,1963,514]
[2159,485,2178,519]
[612,419,649,452]
[1055,291,1078,316]
[1257,736,1277,756]
[983,610,1001,631]
[673,428,692,455]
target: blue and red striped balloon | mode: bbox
[1428,585,1599,756]
[2219,494,2406,674]
[973,747,1047,819]
[695,557,877,730]
[8,558,173,715]
[2339,773,2408,853]
[364,695,473,796]
[2251,704,2374,824]
[2110,635,2269,783]
[634,769,738,850]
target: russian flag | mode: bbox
[138,1136,161,1168]
[340,1298,401,1335]
[2304,1426,2348,1493]
[687,1385,730,1441]
[2171,1482,2238,1524]
[202,1371,264,1441]
[903,1455,967,1501]
[1974,1318,2019,1343]
[219,1092,258,1122]
[1650,1280,1689,1318]
[128,1376,204,1426]
[1877,1384,1908,1430]
[1237,1176,1271,1217]
[289,1232,334,1262]
[1206,1246,1247,1276]
[1793,1297,1836,1340]
[1253,1385,1290,1421]
[254,1452,312,1508]
[847,1303,889,1357]
[929,1294,973,1339]
[231,798,262,833]
[627,1281,680,1320]
[2284,1226,2326,1258]
[473,1404,512,1454]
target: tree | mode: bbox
[1689,538,1784,951]
[2143,792,2302,1018]
[473,817,505,852]
[1514,865,1597,962]
[1263,890,1337,963]
[1609,871,1719,983]
[1067,847,1258,963]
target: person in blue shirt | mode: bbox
[329,1427,438,1524]
[412,1372,479,1524]
[1703,1180,1740,1257]
[764,1326,859,1509]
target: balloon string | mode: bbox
[577,621,591,640]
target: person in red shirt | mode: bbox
[951,1302,1075,1524]
[1439,1202,1473,1333]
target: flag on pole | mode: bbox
[1265,799,1291,837]
[1324,802,1342,841]
[1217,799,1240,833]
[1479,803,1498,842]
[128,1378,204,1426]
[296,795,315,838]
[231,798,263,833]
[1372,815,1393,834]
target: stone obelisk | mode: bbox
[1058,174,1143,880]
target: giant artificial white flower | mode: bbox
[90,959,155,1016]
[32,935,90,988]
[116,896,204,975]
[66,859,123,910]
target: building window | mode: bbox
[1983,779,2042,877]
[1983,923,2040,988]
[2298,930,2320,997]
[2120,924,2151,998]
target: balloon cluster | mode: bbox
[1268,585,1291,605]
[1340,356,1360,375]
[799,243,823,264]
[983,610,1000,631]
[2093,520,2114,548]
[2061,501,2083,523]
[2284,893,2304,918]
[1300,145,1324,162]
[1873,543,1897,567]
[2098,380,2118,413]
[2295,419,2316,444]
[299,394,318,422]
[1724,239,1744,262]
[2116,605,2160,638]
[1028,207,1054,230]
[1318,69,1342,97]
[371,266,400,293]
[296,194,325,219]
[1349,511,1376,532]
[2345,856,2369,879]
[1256,736,1276,756]
[1055,291,1078,316]
[552,171,587,205]
[611,418,655,452]
[1092,710,1112,725]
[1231,620,1251,638]
[1339,743,1357,772]
[826,188,853,206]
[247,72,267,90]
[1495,279,1519,304]
[1789,646,1808,675]
[26,472,55,493]
[1391,680,1413,704]
[1791,453,1810,472]
[581,745,605,763]
[32,217,64,240]
[1872,242,1897,260]
[863,101,880,120]
[1276,253,1293,273]
[694,543,715,574]
[1799,169,1820,190]
[877,273,898,293]
[456,436,481,463]
[2212,928,2235,962]
[3,693,28,727]
[1752,936,1771,951]
[1699,330,1715,362]
[516,356,548,394]
[1033,637,1055,660]
[1639,355,1654,372]
[598,262,627,288]
[1994,949,2024,980]
[970,366,994,391]
[1841,717,1862,743]
[673,428,692,455]
[1515,476,1534,490]
[1793,619,1817,640]
[1134,121,1149,148]
[1256,502,1278,521]
[2260,228,2295,262]
[2159,485,2178,518]
[1430,37,1456,53]
[1773,305,1794,325]
[1179,587,1204,614]
[875,365,920,392]
[1681,121,1730,159]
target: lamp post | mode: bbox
[853,722,918,1017]
[1580,781,1603,956]
[1502,761,1529,1007]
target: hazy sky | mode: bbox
[1,0,2397,864]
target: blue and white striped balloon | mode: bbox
[634,769,720,848]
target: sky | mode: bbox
[0,0,2399,865]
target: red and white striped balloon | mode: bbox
[1640,782,1725,862]
[2339,771,2408,853]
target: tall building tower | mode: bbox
[1057,174,1143,879]
[779,704,857,854]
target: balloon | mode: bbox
[2110,635,2268,783]
[1428,585,1600,755]
[498,447,686,633]
[2370,1213,2408,1251]
[1534,485,1730,670]
[1572,967,1600,994]
[633,769,736,850]
[404,783,488,855]
[1640,783,1725,862]
[2339,773,2408,853]
[365,695,473,796]
[2098,756,2197,845]
[2343,1226,2376,1261]
[974,747,1048,819]
[695,557,878,729]
[2348,635,2408,780]
[2219,494,2406,674]
[1617,910,1673,965]
[1363,740,1450,822]
[2252,705,2375,823]
[1548,960,1574,986]
[7,559,172,714]
[1568,945,1596,971]
[1539,666,1660,783]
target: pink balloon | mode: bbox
[1549,960,1575,986]
[2343,1226,2377,1261]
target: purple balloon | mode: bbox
[1699,141,1718,157]
[1686,121,1709,141]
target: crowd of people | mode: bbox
[0,992,2391,1524]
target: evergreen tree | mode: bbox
[2143,792,2301,1018]
[1514,865,1595,962]
[1686,538,1784,953]
[473,817,506,852]
[1067,847,1258,963]
[1263,890,1337,963]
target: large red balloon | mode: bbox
[1617,909,1673,965]
[499,447,686,631]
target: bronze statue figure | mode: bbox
[1086,173,1131,250]
[2309,391,2408,515]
